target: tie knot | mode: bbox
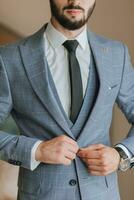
[63,40,79,53]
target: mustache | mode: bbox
[63,5,84,12]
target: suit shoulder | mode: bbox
[0,36,30,59]
[90,32,125,50]
[0,26,43,56]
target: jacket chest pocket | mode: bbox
[101,82,119,106]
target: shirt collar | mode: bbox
[45,22,88,50]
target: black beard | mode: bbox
[49,0,96,30]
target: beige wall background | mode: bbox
[0,0,134,200]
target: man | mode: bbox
[0,0,134,199]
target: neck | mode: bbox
[51,17,86,39]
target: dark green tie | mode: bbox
[63,40,83,123]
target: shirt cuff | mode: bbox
[31,140,43,171]
[115,144,132,159]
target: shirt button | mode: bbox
[69,179,77,186]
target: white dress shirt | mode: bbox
[44,22,90,117]
[30,22,132,170]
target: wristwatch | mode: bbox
[115,147,131,171]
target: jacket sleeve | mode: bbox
[0,54,38,170]
[116,44,134,155]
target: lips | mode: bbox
[66,9,82,15]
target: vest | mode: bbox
[47,51,99,139]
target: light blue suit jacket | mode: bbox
[0,24,134,200]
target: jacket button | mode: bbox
[69,179,77,186]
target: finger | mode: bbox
[68,143,79,153]
[78,149,101,159]
[78,144,105,158]
[62,157,72,166]
[88,165,103,172]
[58,138,78,154]
[86,159,103,166]
[88,170,104,176]
[65,151,76,160]
[61,135,78,148]
[80,144,105,151]
[65,143,79,154]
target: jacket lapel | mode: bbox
[19,25,74,139]
[77,31,114,145]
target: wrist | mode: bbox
[115,147,128,159]
[114,147,130,171]
[35,141,44,162]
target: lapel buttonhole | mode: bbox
[108,84,118,90]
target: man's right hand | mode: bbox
[35,135,79,165]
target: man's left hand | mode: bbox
[77,144,120,176]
